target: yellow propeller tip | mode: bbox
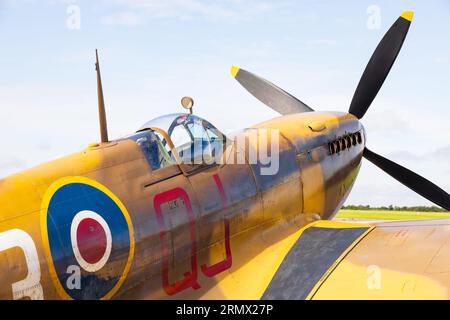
[401,11,414,22]
[230,66,240,78]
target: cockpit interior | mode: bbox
[123,114,227,175]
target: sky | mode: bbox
[0,0,449,206]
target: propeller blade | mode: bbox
[349,11,413,119]
[363,147,450,211]
[231,66,313,115]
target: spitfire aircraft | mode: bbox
[0,11,449,300]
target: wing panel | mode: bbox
[197,220,371,299]
[262,225,371,299]
[312,220,450,299]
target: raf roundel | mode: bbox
[41,177,135,300]
[70,210,112,273]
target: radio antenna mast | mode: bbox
[95,49,109,143]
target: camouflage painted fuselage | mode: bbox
[0,111,364,299]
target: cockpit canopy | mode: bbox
[125,113,227,173]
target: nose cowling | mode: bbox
[252,111,365,220]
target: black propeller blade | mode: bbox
[348,11,413,119]
[228,11,450,210]
[364,147,450,211]
[231,66,313,115]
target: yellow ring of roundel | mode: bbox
[40,176,135,300]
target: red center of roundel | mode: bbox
[76,218,107,264]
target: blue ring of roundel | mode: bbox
[46,182,131,300]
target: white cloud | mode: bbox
[434,56,449,65]
[388,145,450,163]
[346,143,450,207]
[101,11,142,26]
[305,39,337,47]
[101,0,275,23]
[0,156,27,178]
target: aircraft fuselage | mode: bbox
[0,111,364,299]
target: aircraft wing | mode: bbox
[196,219,450,300]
